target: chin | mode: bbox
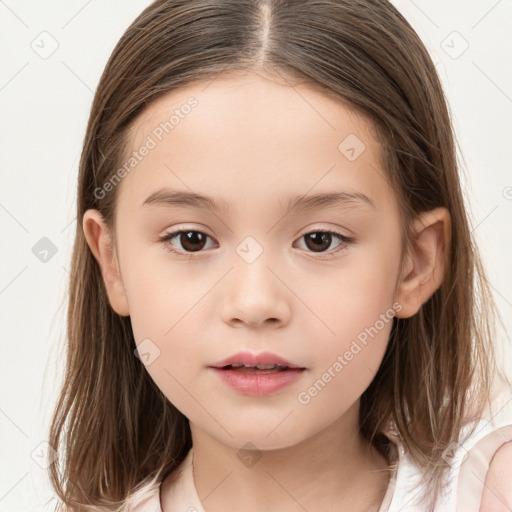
[198,417,315,453]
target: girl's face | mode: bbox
[99,72,406,449]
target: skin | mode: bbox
[479,442,512,511]
[83,71,450,511]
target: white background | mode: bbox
[1,1,511,510]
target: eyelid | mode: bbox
[296,224,353,239]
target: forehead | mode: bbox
[117,71,393,213]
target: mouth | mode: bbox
[215,363,299,374]
[209,351,305,372]
[208,351,306,396]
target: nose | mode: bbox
[220,249,292,329]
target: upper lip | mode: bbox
[209,351,304,369]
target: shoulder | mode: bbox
[479,440,512,511]
[456,422,512,512]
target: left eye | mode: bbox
[295,230,352,255]
[160,229,352,256]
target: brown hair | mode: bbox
[48,1,507,510]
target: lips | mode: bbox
[209,351,306,396]
[209,351,304,371]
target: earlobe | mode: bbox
[394,207,451,319]
[82,209,130,316]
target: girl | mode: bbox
[48,1,512,511]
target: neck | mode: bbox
[188,401,391,512]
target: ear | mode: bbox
[82,209,130,316]
[394,207,451,319]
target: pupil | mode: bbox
[182,231,206,252]
[306,232,331,252]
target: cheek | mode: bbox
[120,247,216,391]
[121,240,199,340]
[127,272,205,386]
[292,240,399,405]
[293,309,394,435]
[297,246,400,355]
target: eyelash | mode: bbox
[159,228,353,258]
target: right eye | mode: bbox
[159,230,217,254]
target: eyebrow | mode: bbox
[141,188,375,213]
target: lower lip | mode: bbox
[210,367,305,396]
